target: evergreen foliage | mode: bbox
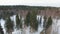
[16,14,22,29]
[5,17,14,33]
[30,10,38,31]
[46,16,52,28]
[25,11,30,26]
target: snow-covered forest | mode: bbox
[0,6,60,34]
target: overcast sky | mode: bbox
[0,0,60,7]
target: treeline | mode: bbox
[0,5,57,10]
[0,11,15,20]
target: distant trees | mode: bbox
[5,17,14,34]
[16,14,22,29]
[1,11,14,20]
[0,24,4,34]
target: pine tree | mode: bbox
[0,24,4,34]
[25,12,30,26]
[16,14,22,29]
[5,17,14,34]
[46,16,52,28]
[30,10,38,31]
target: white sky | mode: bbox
[0,0,60,7]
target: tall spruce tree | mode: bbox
[0,24,4,34]
[30,10,38,31]
[16,14,22,29]
[46,16,52,28]
[5,17,14,34]
[25,12,30,26]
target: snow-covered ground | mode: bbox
[51,18,60,34]
[0,19,6,34]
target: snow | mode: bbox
[0,19,6,34]
[51,18,60,34]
